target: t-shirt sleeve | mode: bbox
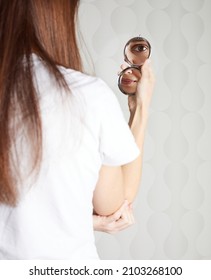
[98,80,140,166]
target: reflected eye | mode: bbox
[131,44,148,53]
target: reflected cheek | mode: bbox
[132,71,141,80]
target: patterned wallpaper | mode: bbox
[78,0,211,260]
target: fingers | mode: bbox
[107,200,129,223]
[115,204,135,230]
[126,203,135,224]
[135,58,155,106]
[106,204,135,233]
[141,59,155,83]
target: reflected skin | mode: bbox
[118,66,142,95]
[119,37,151,95]
[125,41,150,65]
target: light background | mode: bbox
[78,0,211,259]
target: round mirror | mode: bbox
[124,36,151,66]
[118,66,142,95]
[118,36,151,95]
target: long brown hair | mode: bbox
[0,0,82,206]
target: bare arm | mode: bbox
[93,60,155,216]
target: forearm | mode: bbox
[122,105,148,202]
[123,59,154,202]
[93,107,148,216]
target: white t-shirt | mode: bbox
[0,54,140,259]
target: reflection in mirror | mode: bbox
[118,67,141,95]
[124,37,151,66]
[118,36,151,95]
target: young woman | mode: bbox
[0,0,154,259]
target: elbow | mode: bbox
[93,196,125,217]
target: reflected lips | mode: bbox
[121,78,137,85]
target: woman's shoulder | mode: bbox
[62,67,110,92]
[32,53,117,105]
[61,66,116,103]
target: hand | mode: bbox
[135,59,155,109]
[93,201,135,234]
[127,59,155,118]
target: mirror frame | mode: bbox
[118,66,141,95]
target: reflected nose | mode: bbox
[118,64,129,76]
[120,64,133,74]
[120,63,130,70]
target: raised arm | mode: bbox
[93,59,155,216]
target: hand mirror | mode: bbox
[118,36,151,95]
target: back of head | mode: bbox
[31,0,82,69]
[0,0,81,206]
[0,0,82,69]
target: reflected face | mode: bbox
[118,67,141,95]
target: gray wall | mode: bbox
[78,0,211,260]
